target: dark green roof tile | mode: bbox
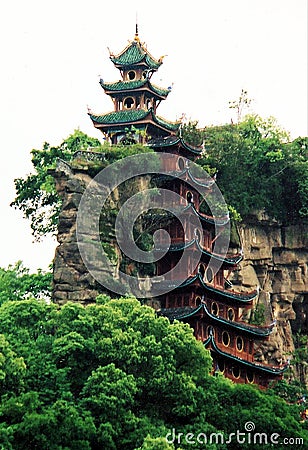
[90,109,148,125]
[100,79,170,97]
[152,113,180,131]
[90,108,180,132]
[110,41,161,69]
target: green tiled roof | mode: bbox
[156,237,242,266]
[100,79,170,97]
[90,109,148,125]
[90,108,180,133]
[155,273,257,303]
[110,41,161,69]
[153,113,180,131]
[148,136,203,154]
[151,82,170,97]
[101,80,146,91]
[159,304,275,337]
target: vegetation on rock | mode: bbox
[12,115,307,241]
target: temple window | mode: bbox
[124,97,134,109]
[198,263,205,279]
[232,366,241,379]
[211,301,219,316]
[128,70,136,80]
[178,157,185,171]
[196,296,202,306]
[236,336,244,352]
[222,331,230,347]
[206,267,213,283]
[186,191,193,203]
[227,308,235,321]
[246,370,254,384]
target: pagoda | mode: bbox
[89,25,180,144]
[89,30,288,388]
[149,137,288,388]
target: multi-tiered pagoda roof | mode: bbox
[89,28,180,144]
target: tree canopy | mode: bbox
[0,290,306,449]
[189,115,308,223]
[0,261,52,305]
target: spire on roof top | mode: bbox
[134,13,140,41]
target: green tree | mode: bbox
[11,129,102,239]
[0,296,307,449]
[0,261,52,304]
[197,115,308,222]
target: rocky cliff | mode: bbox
[51,158,105,305]
[51,160,308,383]
[235,212,308,383]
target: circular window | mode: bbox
[246,370,254,384]
[206,267,213,283]
[124,97,134,109]
[196,296,202,306]
[211,301,218,316]
[178,157,185,171]
[128,71,136,80]
[186,191,193,203]
[222,331,230,347]
[236,336,244,352]
[228,308,235,321]
[232,366,241,379]
[198,263,205,279]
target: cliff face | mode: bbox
[235,213,308,383]
[52,163,308,382]
[51,159,106,305]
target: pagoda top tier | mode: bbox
[90,27,179,144]
[109,27,163,71]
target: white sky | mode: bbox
[0,0,307,272]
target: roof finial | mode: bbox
[134,12,140,41]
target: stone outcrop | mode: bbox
[51,163,308,383]
[51,159,107,304]
[234,212,308,383]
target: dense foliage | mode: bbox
[0,295,306,449]
[11,130,153,240]
[11,130,101,239]
[188,115,308,223]
[0,261,52,305]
